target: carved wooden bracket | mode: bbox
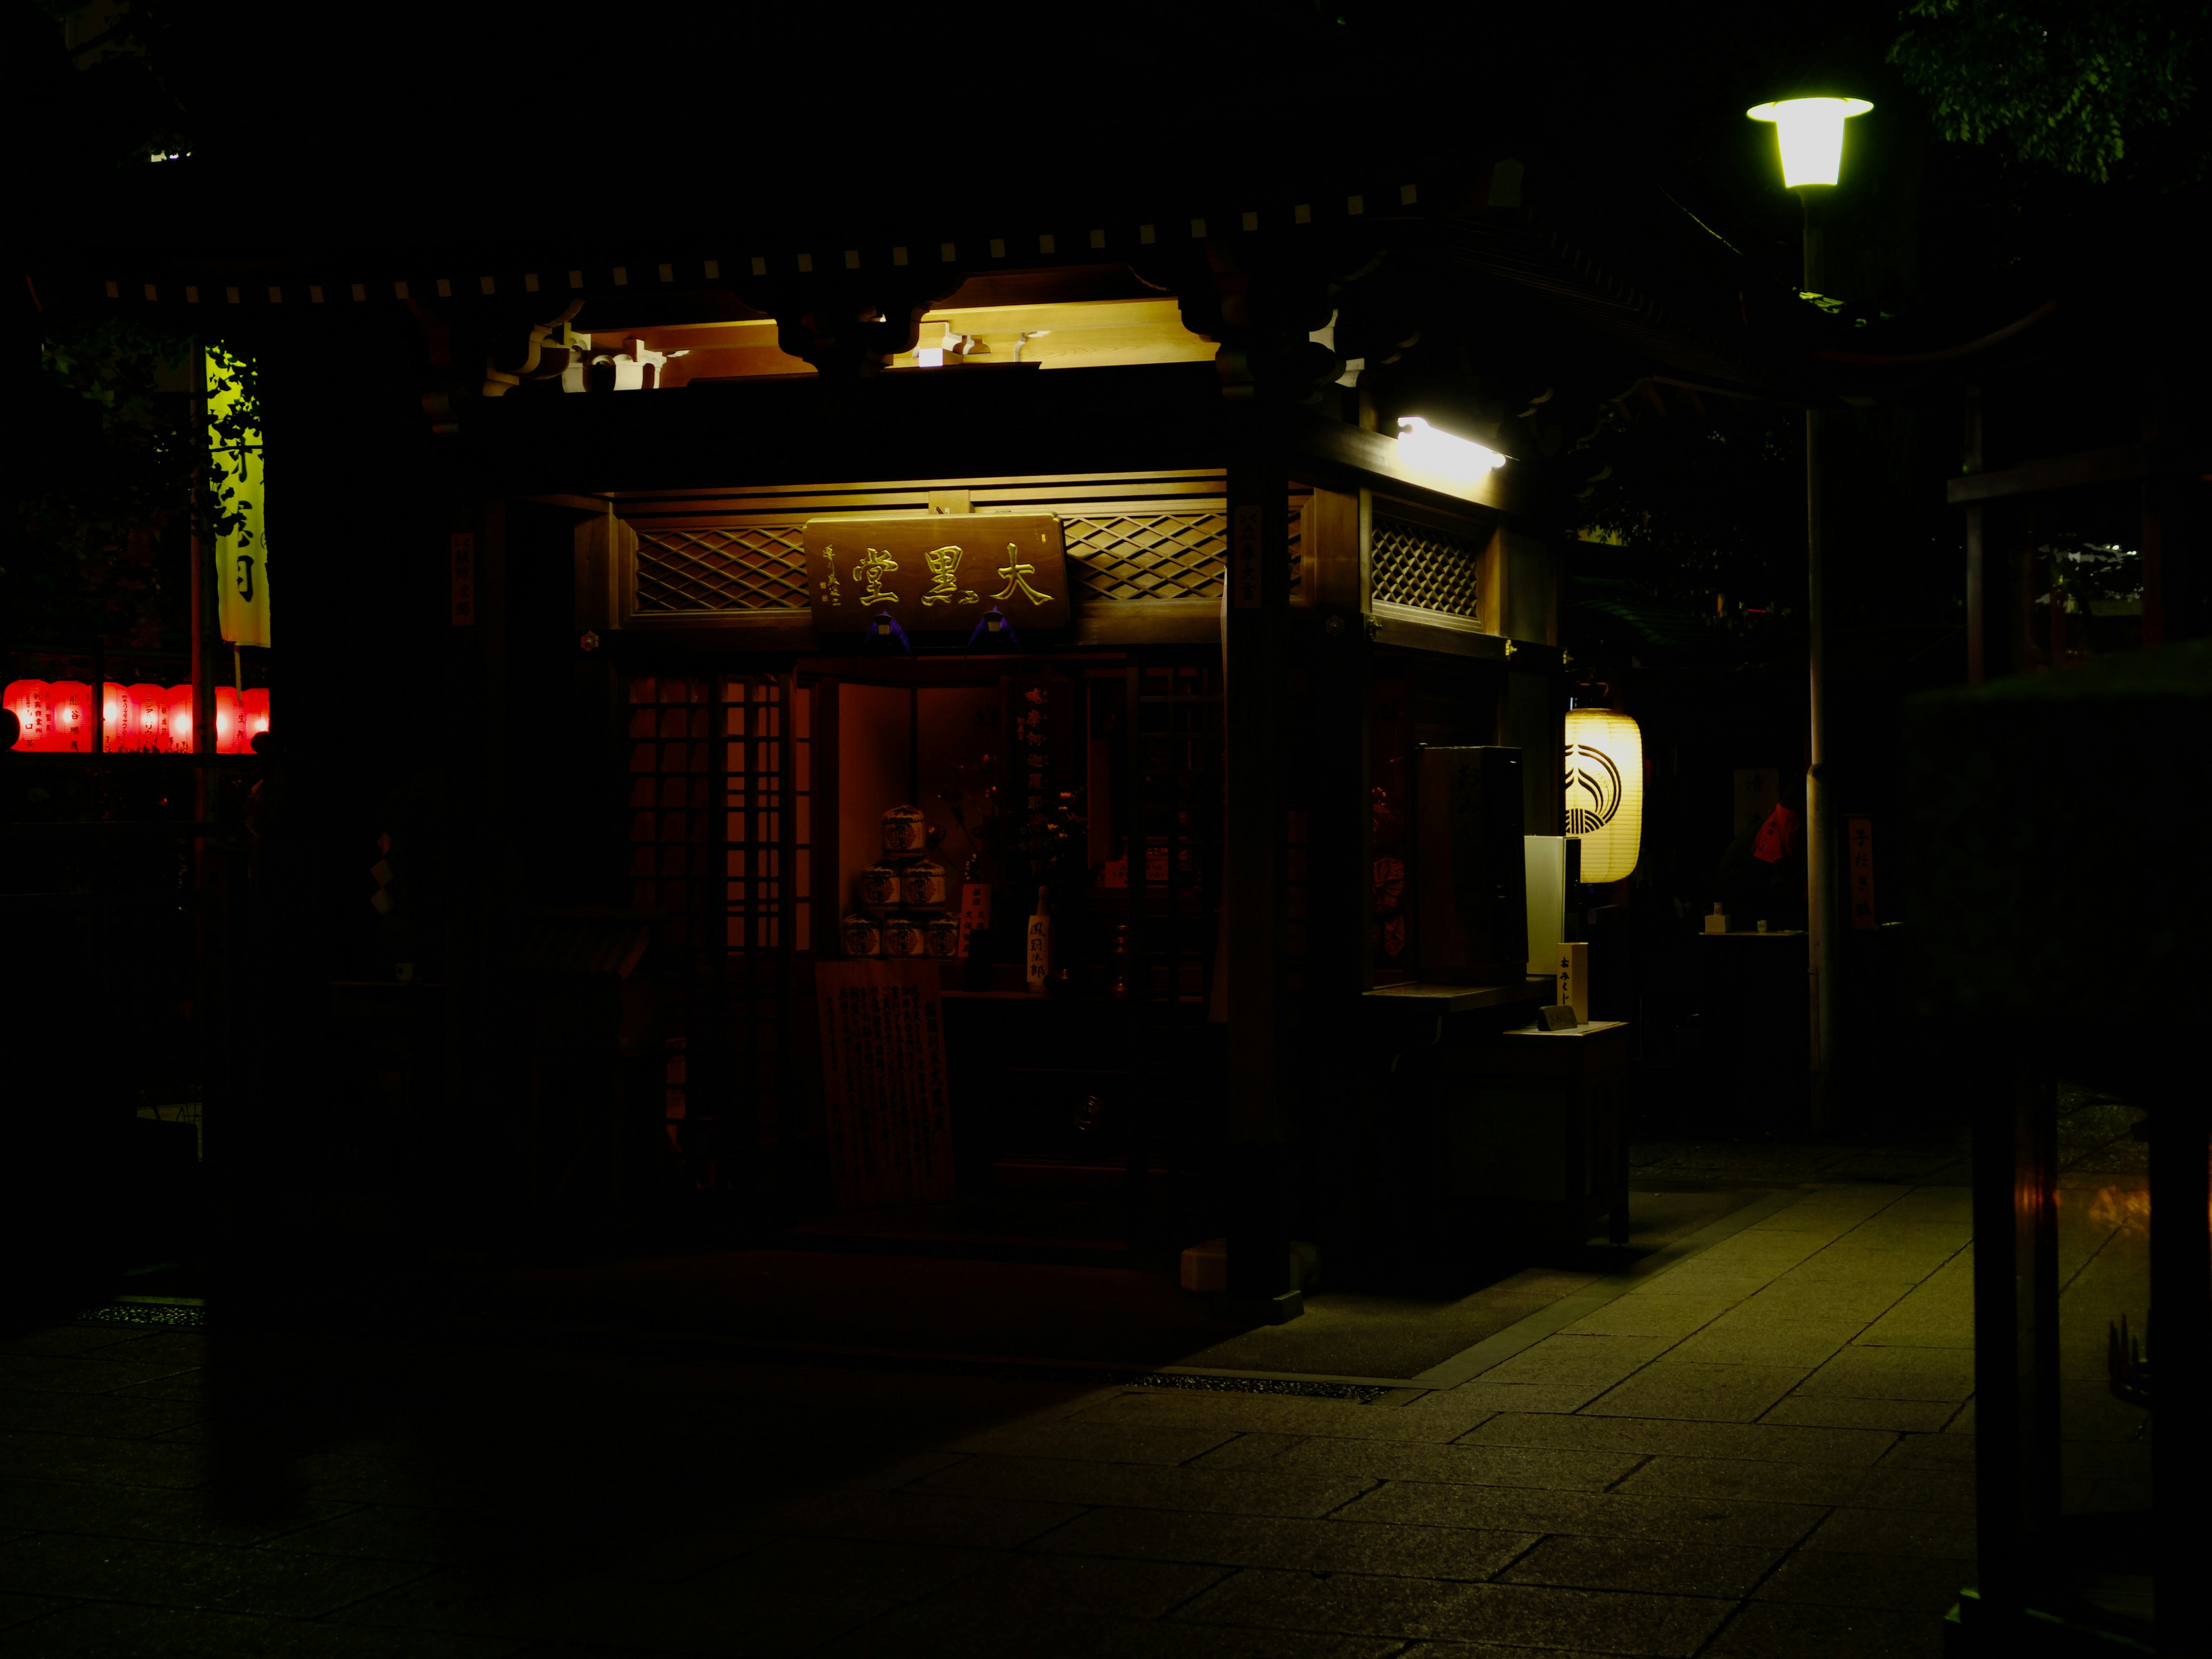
[765,274,962,377]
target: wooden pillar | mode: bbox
[1222,410,1298,1313]
[1963,387,1986,685]
[2150,1087,2212,1644]
[1964,1043,2060,1633]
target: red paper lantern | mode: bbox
[241,687,271,748]
[127,684,168,752]
[3,680,52,751]
[100,683,128,751]
[166,684,195,753]
[214,687,243,755]
[48,682,92,752]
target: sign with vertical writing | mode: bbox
[1231,503,1263,609]
[450,533,477,626]
[804,514,1070,633]
[1847,815,1876,930]
[815,960,953,1208]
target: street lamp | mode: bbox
[1748,90,1870,1125]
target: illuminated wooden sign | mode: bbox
[804,514,1071,634]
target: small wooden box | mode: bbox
[1429,1018,1631,1252]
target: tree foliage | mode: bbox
[1888,0,2207,184]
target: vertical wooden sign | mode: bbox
[1230,503,1263,609]
[450,533,477,626]
[1846,816,1876,930]
[815,960,953,1209]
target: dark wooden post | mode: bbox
[1222,408,1298,1314]
[2150,1086,2211,1645]
[1964,1042,2061,1637]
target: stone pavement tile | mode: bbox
[1855,1287,1974,1350]
[0,1476,357,1547]
[1069,1391,1494,1444]
[0,1387,203,1440]
[1466,1336,1675,1390]
[1661,1319,1861,1369]
[739,1487,1083,1548]
[944,1420,1237,1465]
[1850,1466,1974,1513]
[1762,1396,1957,1433]
[1881,1432,1973,1469]
[838,1450,968,1490]
[1029,1506,1532,1580]
[1176,1567,1731,1654]
[1875,1190,1972,1226]
[1336,1482,1825,1549]
[1499,1534,1776,1599]
[1675,1233,1828,1275]
[261,1503,768,1582]
[1459,1412,1894,1467]
[1613,1454,1870,1507]
[2,1327,147,1357]
[0,1530,430,1618]
[877,1551,1230,1635]
[1945,1399,1974,1432]
[1583,1362,1808,1423]
[1630,1267,1783,1303]
[1745,1189,1907,1237]
[335,1534,994,1654]
[1,1590,74,1630]
[1262,1437,1641,1493]
[906,1453,1376,1518]
[1736,1281,1913,1324]
[1781,1249,1950,1287]
[1703,1598,1946,1657]
[1800,1506,1975,1560]
[1794,1347,1975,1403]
[1095,1627,1404,1658]
[95,1330,215,1365]
[1558,1297,1735,1341]
[1756,1548,1971,1613]
[0,1429,209,1489]
[1423,1380,1611,1416]
[3,1600,528,1658]
[0,1354,200,1395]
[1186,1433,1304,1471]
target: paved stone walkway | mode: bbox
[0,1179,2009,1659]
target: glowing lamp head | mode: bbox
[1563,706,1645,883]
[1747,96,1872,188]
[1396,416,1508,484]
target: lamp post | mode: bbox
[1747,94,1870,1123]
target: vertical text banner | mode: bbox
[814,960,953,1208]
[450,533,477,625]
[1846,815,1876,929]
[1231,502,1263,609]
[206,349,270,648]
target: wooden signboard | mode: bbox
[805,513,1071,634]
[815,960,955,1209]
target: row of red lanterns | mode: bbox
[3,680,270,755]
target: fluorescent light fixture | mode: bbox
[1396,416,1506,481]
[1745,97,1872,188]
[916,347,945,367]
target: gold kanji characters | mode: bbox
[993,542,1053,606]
[921,545,979,606]
[853,546,900,606]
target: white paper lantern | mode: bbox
[1563,708,1643,882]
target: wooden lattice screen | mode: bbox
[625,672,813,1194]
[1370,513,1484,618]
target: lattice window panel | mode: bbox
[635,525,808,613]
[1371,515,1483,618]
[625,672,813,1194]
[1066,509,1302,601]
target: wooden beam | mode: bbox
[1946,445,2147,506]
[1291,418,1521,518]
